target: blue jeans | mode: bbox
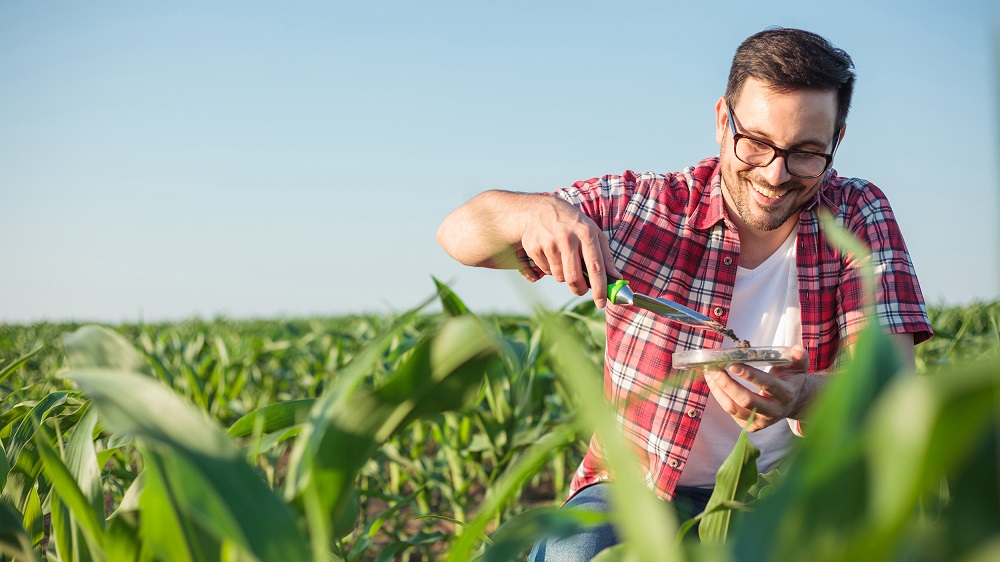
[527,483,713,561]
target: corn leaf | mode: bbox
[104,473,144,561]
[47,407,103,562]
[433,277,470,317]
[0,343,43,386]
[5,391,72,472]
[591,543,641,562]
[0,496,37,562]
[226,399,314,438]
[61,322,308,557]
[698,429,760,543]
[63,408,104,522]
[483,506,610,562]
[539,312,684,562]
[285,316,499,556]
[49,488,78,562]
[67,367,311,562]
[732,321,902,560]
[727,207,904,559]
[2,391,74,542]
[104,516,142,562]
[0,436,8,493]
[934,422,1000,558]
[137,448,214,562]
[62,326,151,376]
[109,472,144,522]
[855,358,1000,559]
[22,488,42,548]
[34,419,106,561]
[0,405,31,438]
[450,424,579,561]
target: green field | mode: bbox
[1,290,998,561]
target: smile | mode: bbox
[751,182,788,200]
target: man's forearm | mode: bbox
[439,188,620,305]
[437,190,542,269]
[790,371,829,418]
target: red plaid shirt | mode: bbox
[519,157,932,501]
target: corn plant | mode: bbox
[0,306,511,560]
[0,277,997,560]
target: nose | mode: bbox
[760,154,792,186]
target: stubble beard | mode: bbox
[721,163,809,232]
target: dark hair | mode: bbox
[726,27,856,133]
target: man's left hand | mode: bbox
[703,345,816,432]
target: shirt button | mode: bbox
[723,257,733,265]
[686,408,699,418]
[668,458,680,469]
[713,307,725,317]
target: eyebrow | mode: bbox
[727,102,836,153]
[741,125,831,152]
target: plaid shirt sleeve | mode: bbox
[825,178,933,348]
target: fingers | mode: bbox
[708,352,812,431]
[561,241,590,299]
[520,200,618,308]
[705,371,774,432]
[562,220,615,303]
[727,363,791,404]
[705,366,781,431]
[770,345,809,375]
[578,234,611,308]
[585,229,624,308]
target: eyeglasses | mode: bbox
[726,101,839,179]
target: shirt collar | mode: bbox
[689,158,729,231]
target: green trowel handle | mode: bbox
[581,270,631,304]
[607,279,630,304]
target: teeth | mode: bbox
[753,183,786,199]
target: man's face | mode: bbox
[715,78,841,233]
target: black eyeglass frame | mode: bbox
[725,101,841,179]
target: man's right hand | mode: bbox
[437,190,621,308]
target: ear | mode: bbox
[831,124,847,155]
[714,96,728,145]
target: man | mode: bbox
[437,27,932,560]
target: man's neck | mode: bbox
[732,217,798,270]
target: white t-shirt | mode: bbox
[677,230,802,488]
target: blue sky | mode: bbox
[2,1,998,323]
